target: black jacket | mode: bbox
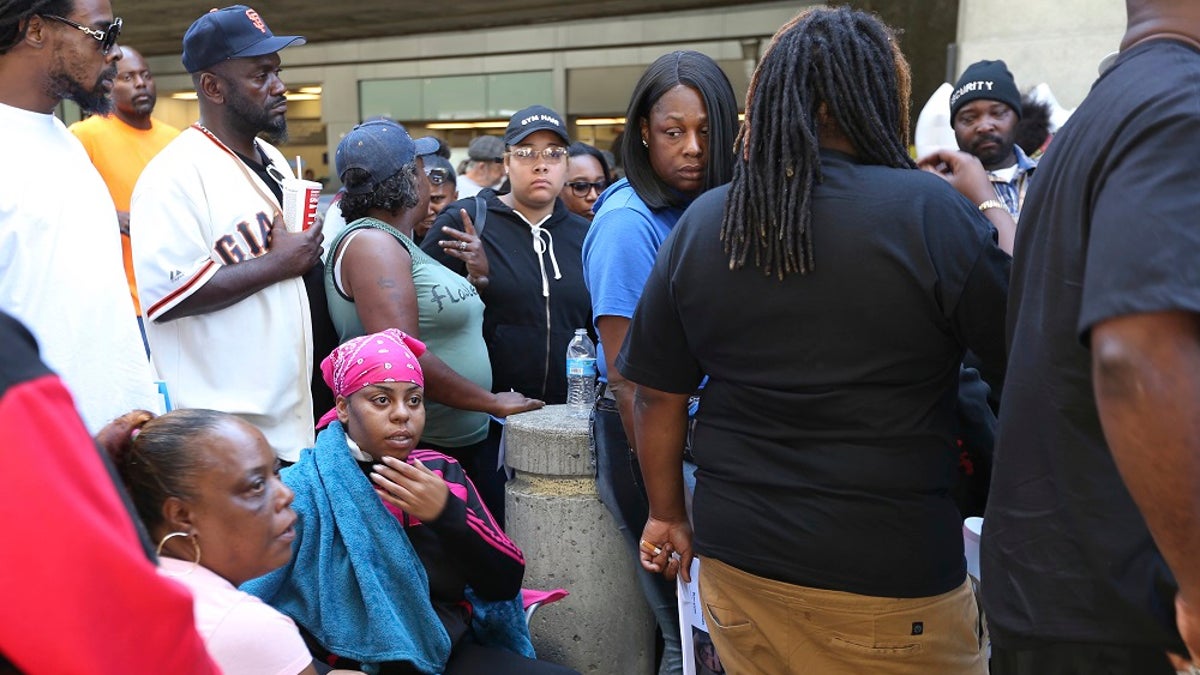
[421,190,592,403]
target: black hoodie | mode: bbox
[421,189,593,403]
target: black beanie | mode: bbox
[949,60,1022,124]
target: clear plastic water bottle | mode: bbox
[565,328,597,417]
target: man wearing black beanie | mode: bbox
[949,59,1037,220]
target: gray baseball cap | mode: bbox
[467,135,505,162]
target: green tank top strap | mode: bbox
[326,217,435,290]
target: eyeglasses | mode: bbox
[566,180,607,198]
[507,146,567,164]
[42,15,122,56]
[424,167,451,186]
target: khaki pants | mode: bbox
[699,556,987,675]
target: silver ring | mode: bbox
[460,241,468,251]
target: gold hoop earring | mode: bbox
[157,531,201,575]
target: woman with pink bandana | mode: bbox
[244,330,577,675]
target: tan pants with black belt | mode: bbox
[699,556,987,675]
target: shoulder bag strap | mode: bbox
[473,194,487,237]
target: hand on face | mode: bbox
[371,456,449,522]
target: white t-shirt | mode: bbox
[0,102,157,433]
[321,199,348,248]
[159,558,312,675]
[131,126,314,461]
[990,164,1019,183]
[455,173,485,199]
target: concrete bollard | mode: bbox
[505,405,655,675]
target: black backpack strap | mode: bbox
[473,193,487,237]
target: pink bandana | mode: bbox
[316,329,427,429]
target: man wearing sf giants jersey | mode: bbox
[131,6,321,462]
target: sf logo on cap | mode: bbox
[245,8,267,33]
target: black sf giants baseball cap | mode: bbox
[182,5,306,73]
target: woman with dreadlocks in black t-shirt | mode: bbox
[617,7,1011,674]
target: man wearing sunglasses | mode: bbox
[130,5,333,465]
[0,3,220,674]
[0,0,160,432]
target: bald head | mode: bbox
[112,46,156,128]
[1123,0,1200,50]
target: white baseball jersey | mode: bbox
[131,125,314,461]
[0,102,158,433]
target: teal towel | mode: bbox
[465,586,535,658]
[242,421,452,672]
[242,422,535,672]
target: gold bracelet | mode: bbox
[977,199,1006,213]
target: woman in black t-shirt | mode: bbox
[618,8,1010,675]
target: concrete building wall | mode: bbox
[134,0,1129,181]
[144,1,806,184]
[955,0,1126,108]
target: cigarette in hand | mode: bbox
[639,539,663,557]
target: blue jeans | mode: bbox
[592,397,687,675]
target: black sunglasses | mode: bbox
[43,15,122,56]
[424,167,451,186]
[566,180,607,198]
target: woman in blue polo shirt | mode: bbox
[580,50,738,675]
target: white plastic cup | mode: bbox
[281,178,322,232]
[963,516,984,582]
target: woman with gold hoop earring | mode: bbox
[156,531,201,573]
[100,409,363,675]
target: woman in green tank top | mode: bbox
[323,120,543,493]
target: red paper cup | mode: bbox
[282,178,322,232]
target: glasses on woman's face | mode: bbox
[42,15,122,56]
[424,167,450,185]
[566,180,607,198]
[508,146,567,164]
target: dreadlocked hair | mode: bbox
[0,0,71,55]
[721,6,915,279]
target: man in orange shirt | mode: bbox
[71,45,178,349]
